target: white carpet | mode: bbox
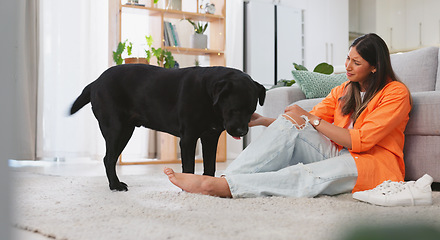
[12,171,440,240]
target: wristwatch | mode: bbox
[312,117,322,127]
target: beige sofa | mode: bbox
[262,46,440,184]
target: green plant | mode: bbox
[293,62,334,75]
[144,35,175,68]
[112,40,134,65]
[271,62,334,89]
[270,79,296,89]
[152,47,175,69]
[144,35,154,63]
[187,19,208,34]
[112,40,127,65]
[126,42,133,56]
[112,35,175,68]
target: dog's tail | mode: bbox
[70,83,92,115]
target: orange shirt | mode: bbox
[310,80,411,192]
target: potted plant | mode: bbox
[187,19,208,49]
[124,41,149,64]
[113,40,149,65]
[152,47,176,69]
[113,35,176,68]
[145,35,176,68]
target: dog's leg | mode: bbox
[179,136,198,174]
[201,132,222,176]
[100,123,135,191]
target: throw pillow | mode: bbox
[292,70,347,99]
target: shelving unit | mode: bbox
[115,0,227,165]
[118,0,225,66]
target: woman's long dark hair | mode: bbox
[340,33,402,121]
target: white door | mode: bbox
[277,4,303,81]
[245,0,276,87]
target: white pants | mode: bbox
[224,115,358,198]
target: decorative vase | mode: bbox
[124,57,149,64]
[165,0,181,10]
[190,33,207,49]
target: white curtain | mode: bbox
[37,0,109,160]
[1,0,37,236]
[0,0,39,161]
[38,0,155,161]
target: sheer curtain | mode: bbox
[1,0,38,237]
[38,0,155,161]
[0,0,39,161]
[37,0,109,160]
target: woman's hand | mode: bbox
[285,105,353,149]
[283,105,311,125]
[248,113,275,127]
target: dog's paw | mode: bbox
[110,182,128,191]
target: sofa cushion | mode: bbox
[292,71,347,99]
[404,135,440,181]
[437,48,440,91]
[390,47,439,92]
[404,91,440,135]
[263,85,306,118]
[291,98,324,112]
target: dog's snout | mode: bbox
[235,128,248,136]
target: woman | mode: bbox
[163,33,412,198]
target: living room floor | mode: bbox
[10,158,229,240]
[9,158,440,239]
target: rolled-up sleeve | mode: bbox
[348,83,411,153]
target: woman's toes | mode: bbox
[163,167,175,177]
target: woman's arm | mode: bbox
[284,105,352,149]
[311,116,352,149]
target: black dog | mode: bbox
[70,64,266,191]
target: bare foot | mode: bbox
[163,167,232,198]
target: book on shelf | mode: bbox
[173,23,181,47]
[124,0,145,6]
[163,22,170,46]
[163,21,180,47]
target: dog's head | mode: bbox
[212,72,266,138]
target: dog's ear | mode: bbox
[212,80,231,106]
[254,81,266,106]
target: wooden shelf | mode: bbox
[121,4,225,22]
[163,46,224,56]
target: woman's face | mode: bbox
[345,46,376,91]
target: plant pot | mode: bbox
[124,57,149,64]
[190,33,207,49]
